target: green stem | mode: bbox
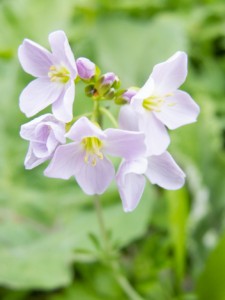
[93,195,110,254]
[93,196,144,300]
[99,106,118,128]
[110,260,144,300]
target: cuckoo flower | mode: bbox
[116,152,185,212]
[44,117,146,195]
[124,51,200,155]
[18,30,77,122]
[20,114,66,169]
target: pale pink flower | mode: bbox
[20,114,66,169]
[120,51,200,155]
[18,30,77,122]
[116,152,185,212]
[44,117,146,195]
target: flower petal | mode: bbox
[75,156,115,195]
[19,78,64,117]
[66,117,106,142]
[151,51,187,94]
[49,30,77,78]
[52,80,75,122]
[18,39,53,77]
[131,77,155,114]
[20,114,53,141]
[118,104,139,131]
[133,77,155,102]
[104,129,146,160]
[138,112,170,155]
[154,90,200,129]
[116,159,147,212]
[32,141,49,158]
[24,144,48,169]
[145,151,185,190]
[44,142,82,179]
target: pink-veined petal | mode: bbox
[19,78,64,117]
[75,156,115,195]
[20,114,53,141]
[151,51,187,94]
[145,151,185,190]
[118,104,139,131]
[18,39,53,77]
[24,144,48,169]
[46,122,66,144]
[52,80,75,123]
[46,131,59,153]
[116,158,148,212]
[44,142,82,179]
[49,30,77,78]
[66,117,106,142]
[154,90,200,129]
[104,129,146,160]
[138,112,170,155]
[32,141,49,158]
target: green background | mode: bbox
[0,0,225,299]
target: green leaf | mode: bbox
[197,234,225,300]
[166,188,189,283]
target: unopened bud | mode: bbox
[97,72,120,96]
[76,57,96,80]
[121,88,138,103]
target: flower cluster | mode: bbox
[19,30,200,212]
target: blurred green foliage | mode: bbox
[0,0,225,299]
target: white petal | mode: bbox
[116,159,148,212]
[145,151,185,190]
[131,77,155,114]
[118,104,139,131]
[32,141,49,158]
[154,90,200,129]
[44,143,82,179]
[18,39,53,77]
[138,112,170,155]
[151,51,187,94]
[24,144,48,169]
[75,156,115,195]
[104,129,146,160]
[20,114,53,141]
[66,117,106,142]
[52,80,75,123]
[19,78,64,117]
[133,77,155,101]
[49,30,77,79]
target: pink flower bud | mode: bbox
[76,57,96,79]
[122,88,137,103]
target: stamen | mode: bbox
[82,137,104,167]
[48,65,70,83]
[143,93,175,112]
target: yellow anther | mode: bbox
[143,93,174,112]
[48,65,70,83]
[82,136,104,167]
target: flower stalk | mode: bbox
[93,195,144,300]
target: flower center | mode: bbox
[142,93,174,112]
[48,65,70,83]
[82,137,104,166]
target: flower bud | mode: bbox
[114,87,138,105]
[121,88,137,103]
[76,57,96,80]
[97,72,120,96]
